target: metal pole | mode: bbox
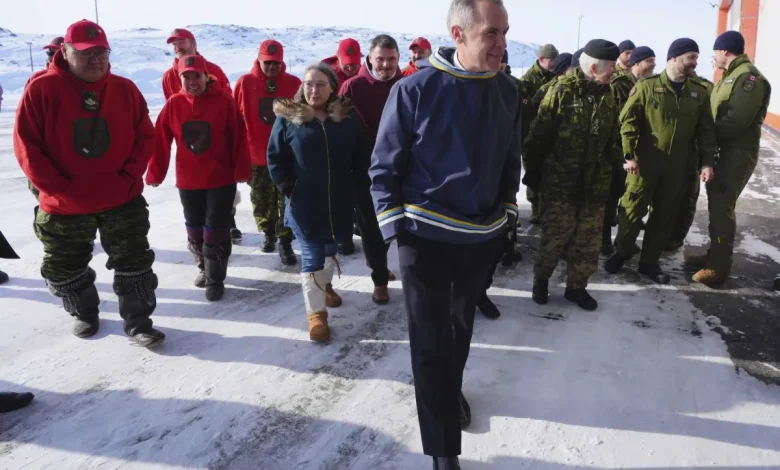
[94,0,99,24]
[28,42,33,72]
[577,15,584,50]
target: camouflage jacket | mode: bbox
[611,70,637,112]
[620,70,717,172]
[711,54,772,150]
[519,60,556,98]
[523,68,623,205]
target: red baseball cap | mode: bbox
[410,37,432,51]
[259,40,284,62]
[64,20,110,51]
[337,38,363,65]
[43,36,65,51]
[167,28,195,44]
[178,55,207,75]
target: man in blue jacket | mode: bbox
[369,1,522,468]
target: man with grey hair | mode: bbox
[370,1,522,468]
[523,39,622,310]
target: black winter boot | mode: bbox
[638,262,671,284]
[0,269,8,285]
[279,239,297,266]
[261,234,276,253]
[532,279,548,305]
[337,239,355,255]
[0,392,35,413]
[459,392,471,430]
[604,253,626,274]
[477,294,501,319]
[433,457,461,470]
[47,267,100,338]
[564,288,598,311]
[186,225,206,288]
[113,270,165,348]
[230,227,242,242]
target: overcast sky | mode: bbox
[6,0,720,74]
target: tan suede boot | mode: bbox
[692,268,729,286]
[307,311,330,342]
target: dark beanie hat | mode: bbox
[629,46,655,66]
[619,40,636,53]
[502,50,509,64]
[571,48,583,68]
[713,30,745,54]
[583,39,620,61]
[667,38,699,61]
[552,53,573,75]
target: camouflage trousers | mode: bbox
[527,187,540,219]
[534,199,604,289]
[28,179,40,200]
[250,165,291,242]
[669,167,701,244]
[34,196,155,282]
[705,147,758,272]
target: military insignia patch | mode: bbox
[347,46,355,55]
[749,75,757,81]
[744,80,755,92]
[86,26,98,38]
[181,121,211,155]
[82,90,99,112]
[266,79,277,94]
[184,57,195,66]
[267,44,278,54]
[691,91,698,98]
[653,86,665,93]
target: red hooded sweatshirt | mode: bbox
[146,84,251,190]
[338,60,403,147]
[233,61,301,166]
[321,55,358,87]
[14,51,155,216]
[162,56,231,100]
[25,63,51,88]
[401,61,419,77]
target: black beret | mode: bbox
[583,39,620,62]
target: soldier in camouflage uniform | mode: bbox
[690,31,772,286]
[603,46,656,255]
[613,40,635,81]
[14,20,164,348]
[520,43,559,224]
[522,39,622,311]
[605,38,718,284]
[665,72,714,251]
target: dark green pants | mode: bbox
[669,168,701,244]
[250,165,291,242]
[705,147,758,272]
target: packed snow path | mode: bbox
[1,109,780,469]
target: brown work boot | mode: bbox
[692,268,729,287]
[307,311,330,342]
[372,285,389,305]
[325,283,342,308]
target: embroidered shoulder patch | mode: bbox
[725,78,735,84]
[744,80,756,92]
[653,86,665,93]
[691,91,698,98]
[749,75,757,81]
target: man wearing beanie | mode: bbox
[689,30,772,286]
[522,39,622,311]
[615,40,636,78]
[529,52,574,114]
[605,38,718,284]
[602,45,656,255]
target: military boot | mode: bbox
[261,233,276,253]
[279,238,297,266]
[532,279,549,305]
[564,288,598,311]
[604,253,626,274]
[692,268,729,286]
[47,267,100,338]
[0,269,8,285]
[186,225,206,288]
[203,229,232,301]
[638,262,670,284]
[0,392,35,413]
[113,270,165,348]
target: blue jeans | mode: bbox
[287,220,337,273]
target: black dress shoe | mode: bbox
[433,456,461,470]
[459,392,471,430]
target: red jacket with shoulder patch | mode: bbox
[233,61,301,166]
[162,56,231,100]
[13,51,155,216]
[146,84,251,190]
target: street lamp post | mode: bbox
[27,42,33,72]
[577,14,585,50]
[94,0,99,24]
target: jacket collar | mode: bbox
[360,57,401,83]
[724,54,751,77]
[273,96,354,125]
[423,47,497,80]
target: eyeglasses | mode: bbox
[68,47,110,61]
[303,81,330,90]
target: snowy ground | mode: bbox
[2,107,780,468]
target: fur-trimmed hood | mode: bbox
[273,96,354,125]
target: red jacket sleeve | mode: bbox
[162,69,173,100]
[13,86,71,195]
[229,100,252,182]
[145,103,174,186]
[122,88,155,180]
[233,77,244,114]
[214,64,232,94]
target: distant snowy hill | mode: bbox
[0,24,539,107]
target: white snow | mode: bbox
[736,232,780,265]
[2,24,780,470]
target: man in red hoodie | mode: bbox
[339,34,403,305]
[14,19,165,348]
[321,38,363,87]
[401,37,432,77]
[161,28,231,100]
[233,40,302,265]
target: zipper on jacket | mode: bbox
[318,120,338,243]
